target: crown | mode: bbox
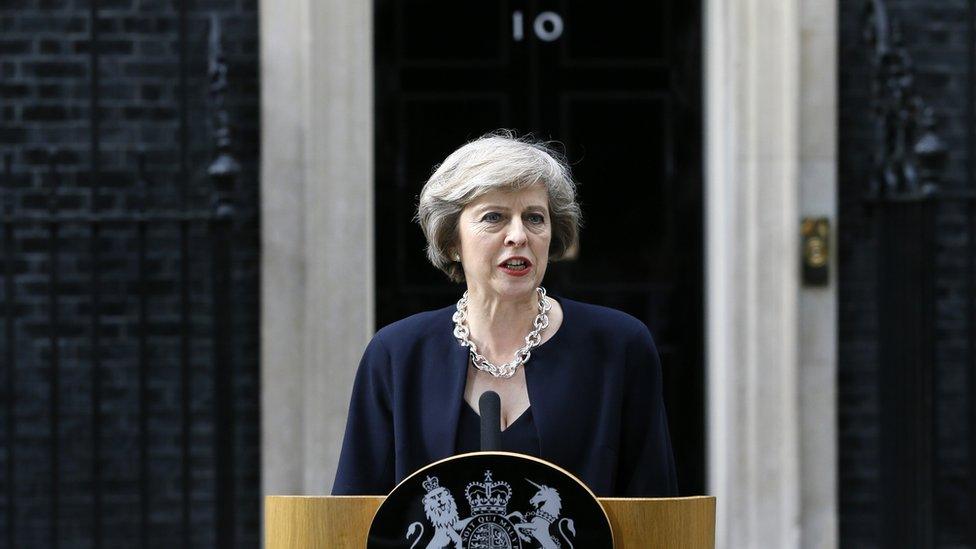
[465,470,512,515]
[421,476,440,493]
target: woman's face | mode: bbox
[457,184,552,301]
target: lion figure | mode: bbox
[405,486,472,549]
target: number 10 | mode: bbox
[512,10,565,42]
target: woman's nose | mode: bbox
[504,219,528,247]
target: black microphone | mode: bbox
[479,391,502,451]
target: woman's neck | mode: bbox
[463,287,539,362]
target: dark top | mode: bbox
[331,296,678,497]
[455,404,541,457]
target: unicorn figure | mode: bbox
[513,479,576,549]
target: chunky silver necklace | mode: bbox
[452,287,552,378]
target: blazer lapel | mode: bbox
[525,355,557,460]
[424,330,468,460]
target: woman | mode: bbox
[332,132,677,497]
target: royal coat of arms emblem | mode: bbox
[367,452,612,548]
[405,470,576,549]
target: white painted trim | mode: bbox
[260,0,373,497]
[797,0,839,546]
[706,0,804,546]
[705,0,734,542]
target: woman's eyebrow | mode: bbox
[473,204,548,213]
[473,204,509,212]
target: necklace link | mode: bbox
[452,287,551,378]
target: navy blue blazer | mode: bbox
[331,297,678,497]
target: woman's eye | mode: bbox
[481,212,502,223]
[527,213,545,224]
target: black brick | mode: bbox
[38,39,62,54]
[22,105,67,122]
[24,62,86,78]
[37,84,63,99]
[1,62,17,78]
[15,16,87,33]
[122,17,153,33]
[0,39,32,54]
[101,0,135,8]
[153,17,175,33]
[141,84,161,101]
[92,17,116,33]
[122,61,175,78]
[0,127,27,144]
[73,40,134,55]
[136,40,167,56]
[1,83,31,99]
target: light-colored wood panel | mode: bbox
[266,496,383,548]
[266,495,715,548]
[602,496,716,548]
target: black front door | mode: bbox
[374,0,703,494]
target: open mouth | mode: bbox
[499,257,532,272]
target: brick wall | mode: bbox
[839,0,973,546]
[0,0,259,547]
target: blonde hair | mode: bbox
[416,131,582,282]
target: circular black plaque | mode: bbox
[368,451,613,548]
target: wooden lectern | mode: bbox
[265,495,716,548]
